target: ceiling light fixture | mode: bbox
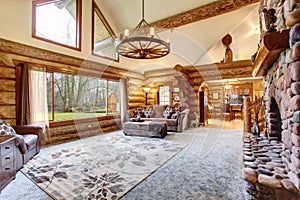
[115,0,170,59]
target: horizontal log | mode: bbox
[128,96,145,102]
[46,128,120,145]
[128,100,144,105]
[144,68,178,78]
[151,0,259,29]
[129,103,144,109]
[4,119,16,126]
[0,79,15,92]
[127,78,145,86]
[49,115,118,127]
[49,125,77,136]
[0,66,15,79]
[49,118,120,136]
[189,65,253,79]
[185,60,253,72]
[128,90,144,96]
[0,92,15,105]
[0,106,15,119]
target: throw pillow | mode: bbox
[0,119,16,136]
[171,111,179,119]
[0,119,27,154]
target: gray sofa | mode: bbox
[128,105,190,133]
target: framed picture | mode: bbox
[173,87,179,92]
[212,92,219,100]
[174,96,180,101]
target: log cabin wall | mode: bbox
[128,68,184,108]
[174,60,254,121]
[0,38,145,145]
[0,61,16,125]
[127,77,147,111]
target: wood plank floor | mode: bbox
[202,119,244,130]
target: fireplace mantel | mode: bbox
[252,29,290,77]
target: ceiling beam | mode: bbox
[151,0,260,29]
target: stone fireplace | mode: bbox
[243,29,300,198]
[242,1,300,197]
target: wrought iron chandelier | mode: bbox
[115,0,170,59]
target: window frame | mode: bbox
[47,70,121,123]
[91,0,118,62]
[32,0,82,51]
[158,85,171,106]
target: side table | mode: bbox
[0,135,16,192]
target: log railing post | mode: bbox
[243,96,251,133]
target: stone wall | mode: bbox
[242,0,300,195]
[243,33,300,200]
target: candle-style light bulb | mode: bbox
[150,27,155,37]
[124,29,130,38]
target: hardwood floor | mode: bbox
[203,119,244,130]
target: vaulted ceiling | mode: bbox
[97,0,261,73]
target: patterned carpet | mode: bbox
[0,127,245,200]
[123,128,245,200]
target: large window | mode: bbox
[47,72,120,121]
[32,0,82,50]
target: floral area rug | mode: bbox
[21,132,186,200]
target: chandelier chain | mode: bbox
[142,0,144,20]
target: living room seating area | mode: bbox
[128,105,190,133]
[0,120,43,170]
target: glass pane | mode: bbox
[34,0,78,48]
[47,72,121,121]
[92,2,117,60]
[93,79,107,114]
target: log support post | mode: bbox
[243,96,251,133]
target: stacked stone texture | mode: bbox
[287,25,300,190]
[245,26,300,198]
[269,0,300,31]
[242,0,300,198]
[243,134,299,199]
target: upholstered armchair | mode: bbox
[12,125,43,170]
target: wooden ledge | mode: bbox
[252,29,290,77]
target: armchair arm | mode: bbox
[13,125,43,137]
[176,112,186,133]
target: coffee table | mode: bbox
[123,121,167,138]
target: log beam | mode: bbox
[151,0,259,29]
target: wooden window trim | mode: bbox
[91,0,119,62]
[32,0,82,51]
[47,73,120,122]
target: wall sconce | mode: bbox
[143,86,151,105]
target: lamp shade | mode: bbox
[143,87,151,93]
